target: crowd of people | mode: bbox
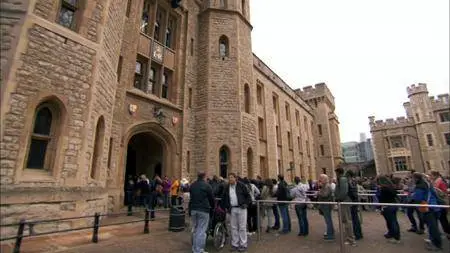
[188,168,449,253]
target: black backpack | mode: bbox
[348,179,358,202]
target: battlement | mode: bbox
[407,83,428,97]
[368,116,414,130]
[295,82,335,106]
[431,93,450,110]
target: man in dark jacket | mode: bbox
[276,174,291,234]
[189,172,215,253]
[221,173,251,252]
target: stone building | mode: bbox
[0,0,341,231]
[369,83,450,177]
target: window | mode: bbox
[415,113,420,122]
[190,38,194,56]
[426,134,433,146]
[134,57,146,90]
[26,102,61,170]
[440,112,450,122]
[277,160,282,175]
[219,36,229,57]
[107,138,113,168]
[272,94,278,113]
[244,84,250,113]
[126,0,132,17]
[318,124,322,136]
[288,131,292,149]
[219,146,230,178]
[147,67,156,94]
[390,135,404,148]
[426,161,431,170]
[303,116,307,133]
[297,136,302,152]
[276,126,281,145]
[258,117,265,140]
[256,84,263,104]
[260,156,267,178]
[154,8,165,42]
[220,0,227,8]
[320,145,325,156]
[165,16,176,48]
[186,151,191,173]
[394,157,408,171]
[295,110,300,126]
[241,0,246,15]
[58,0,80,30]
[116,56,123,82]
[161,72,170,99]
[188,88,192,108]
[322,168,327,174]
[444,133,450,145]
[285,103,290,121]
[91,116,105,179]
[141,0,151,34]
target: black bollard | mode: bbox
[127,204,133,216]
[13,219,26,253]
[92,212,100,243]
[144,209,150,234]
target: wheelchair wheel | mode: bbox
[213,222,227,250]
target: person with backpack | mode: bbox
[334,167,356,246]
[276,174,291,234]
[429,170,450,239]
[346,170,363,240]
[412,172,443,251]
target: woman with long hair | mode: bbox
[376,175,400,244]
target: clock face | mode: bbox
[152,43,164,62]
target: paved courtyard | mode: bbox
[2,208,449,253]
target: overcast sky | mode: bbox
[250,0,449,143]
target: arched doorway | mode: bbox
[219,146,230,178]
[125,132,163,180]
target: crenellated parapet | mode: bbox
[431,93,450,111]
[295,83,336,109]
[407,83,428,97]
[369,116,414,131]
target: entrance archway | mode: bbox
[125,132,163,180]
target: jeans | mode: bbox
[295,204,308,235]
[438,208,450,234]
[191,210,210,253]
[424,211,442,249]
[382,206,400,240]
[321,207,334,238]
[125,191,134,206]
[148,193,156,218]
[279,204,290,233]
[263,206,273,229]
[230,207,248,249]
[350,205,363,239]
[272,204,280,228]
[247,204,258,232]
[407,206,424,231]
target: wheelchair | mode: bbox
[191,199,228,250]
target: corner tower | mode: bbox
[194,0,256,177]
[407,83,445,172]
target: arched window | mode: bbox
[219,35,229,58]
[219,146,230,178]
[91,116,105,179]
[244,83,250,113]
[247,148,253,178]
[26,101,62,170]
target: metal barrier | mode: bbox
[255,199,450,253]
[0,209,162,253]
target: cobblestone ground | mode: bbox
[53,208,449,253]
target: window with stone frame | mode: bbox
[134,56,147,91]
[219,35,229,58]
[439,111,450,122]
[57,0,81,30]
[285,103,290,121]
[220,0,227,8]
[161,71,170,99]
[318,124,322,136]
[165,16,176,49]
[258,117,265,140]
[141,0,152,35]
[306,140,310,156]
[287,131,293,150]
[26,102,61,171]
[244,84,250,113]
[426,134,434,146]
[444,133,450,145]
[256,84,263,105]
[188,88,192,108]
[394,156,408,171]
[320,145,325,156]
[241,0,246,15]
[295,110,300,126]
[154,8,166,43]
[126,0,132,18]
[390,135,404,148]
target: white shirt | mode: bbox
[290,182,310,202]
[229,184,238,207]
[331,182,336,192]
